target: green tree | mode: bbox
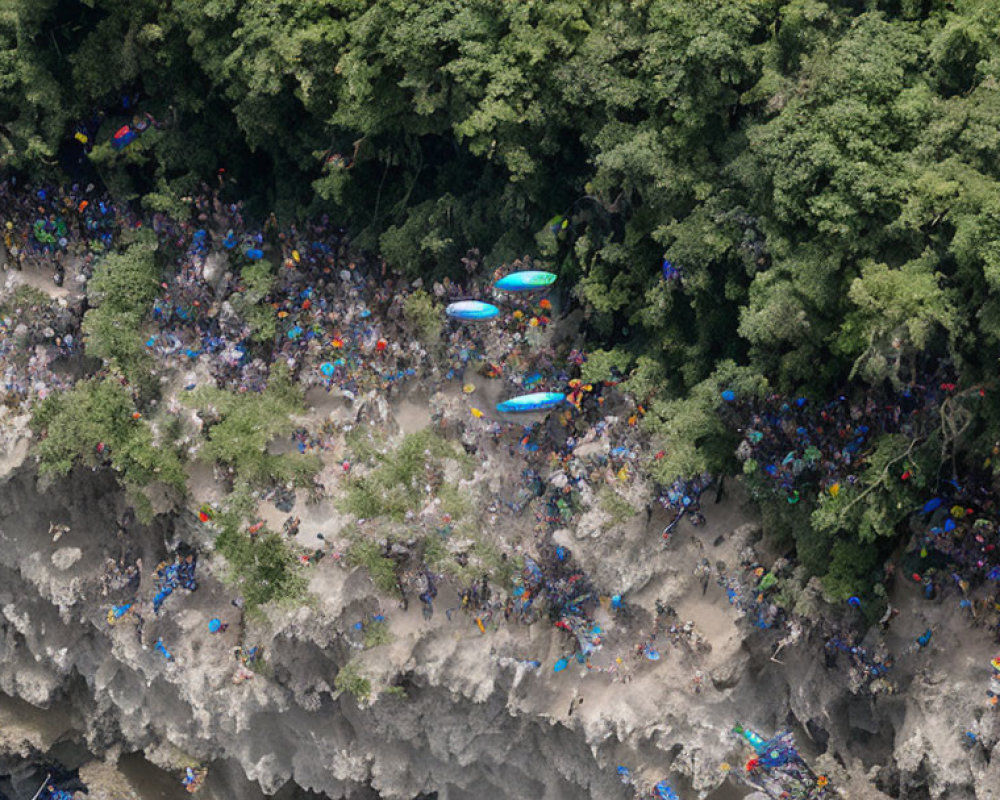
[82,233,161,400]
[31,376,186,506]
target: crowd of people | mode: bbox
[8,168,1000,799]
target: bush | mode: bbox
[334,660,371,704]
[32,376,186,495]
[187,363,320,488]
[402,290,444,343]
[0,285,49,316]
[82,234,162,400]
[213,511,306,611]
[580,348,634,385]
[339,429,463,521]
[345,538,400,595]
[230,259,277,343]
[363,619,393,648]
[598,488,636,527]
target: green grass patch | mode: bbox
[363,619,393,648]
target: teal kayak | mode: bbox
[497,392,566,413]
[494,271,557,292]
[446,300,500,320]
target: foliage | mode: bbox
[597,487,636,527]
[402,289,444,343]
[436,481,471,520]
[186,363,320,487]
[334,659,371,704]
[644,361,769,483]
[31,376,186,496]
[363,619,393,648]
[339,429,464,521]
[0,285,49,316]
[9,0,1000,598]
[345,537,400,595]
[580,348,633,386]
[811,434,937,544]
[231,258,278,343]
[81,233,161,399]
[213,510,306,611]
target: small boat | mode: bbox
[494,271,557,292]
[496,392,566,413]
[446,300,500,320]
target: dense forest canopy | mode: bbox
[4,0,1000,601]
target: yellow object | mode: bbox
[471,407,483,418]
[462,384,476,394]
[528,317,539,327]
[719,763,731,773]
[829,482,840,497]
[475,617,485,634]
[951,505,965,519]
[74,132,88,144]
[617,466,629,481]
[292,249,300,263]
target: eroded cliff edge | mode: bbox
[0,430,997,800]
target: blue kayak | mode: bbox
[446,300,500,320]
[497,392,566,413]
[494,271,557,292]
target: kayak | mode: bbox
[497,392,566,413]
[494,271,557,292]
[446,300,500,320]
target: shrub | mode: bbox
[82,234,162,400]
[32,376,186,495]
[338,429,463,521]
[598,488,636,526]
[345,538,400,595]
[186,363,320,488]
[402,290,443,342]
[363,619,393,648]
[334,660,371,704]
[213,511,306,611]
